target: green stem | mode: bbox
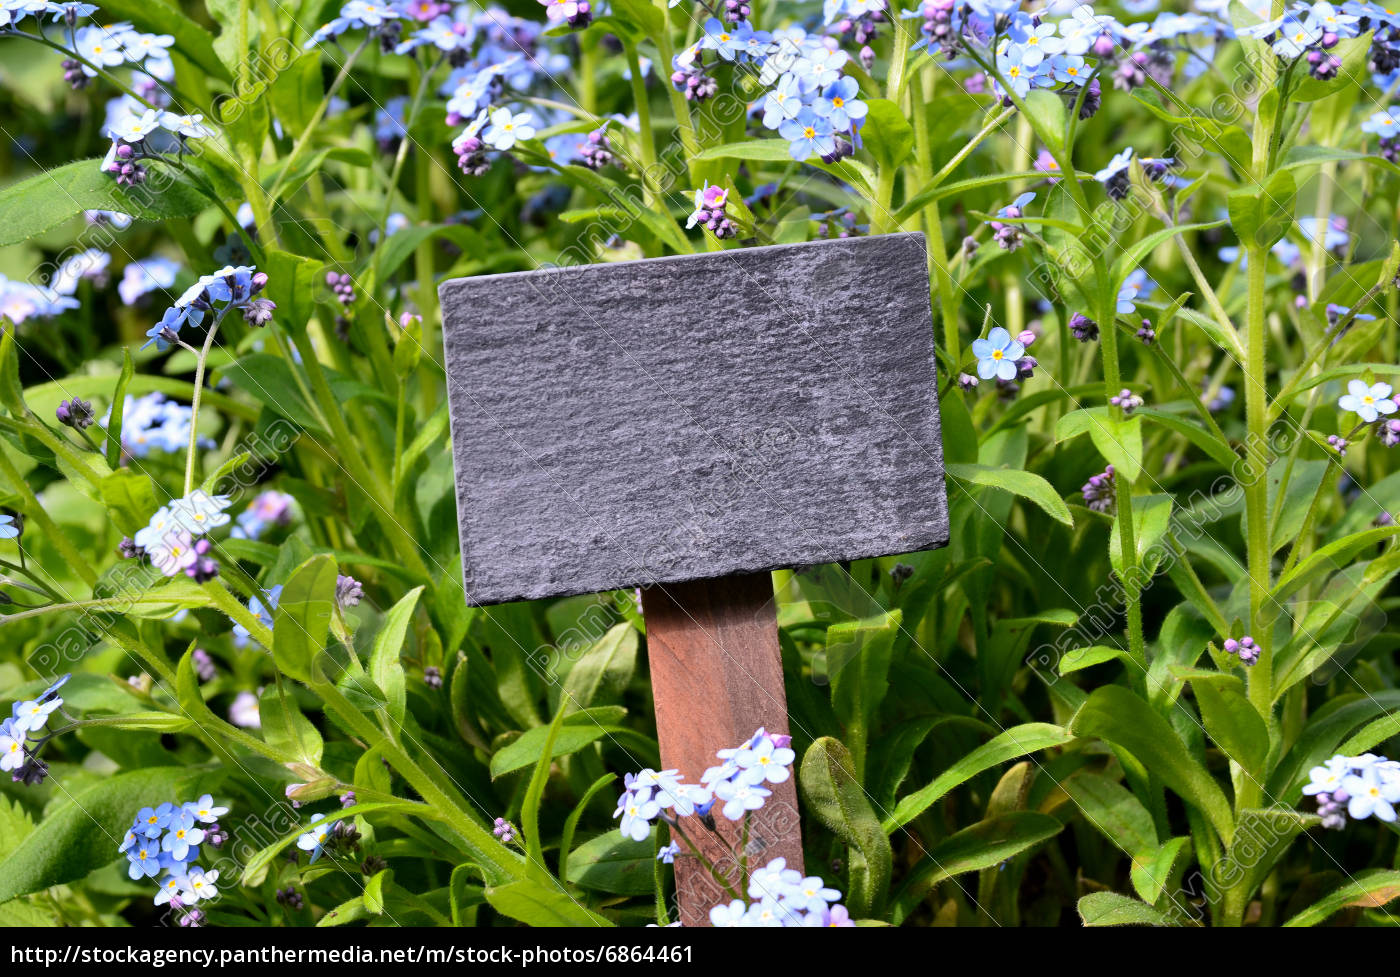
[1098,290,1148,676]
[1243,245,1274,722]
[184,308,228,497]
[312,677,526,884]
[626,43,660,212]
[289,332,431,580]
[652,0,701,181]
[270,40,371,201]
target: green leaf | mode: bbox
[267,54,325,135]
[1226,169,1297,250]
[100,468,157,537]
[522,700,570,872]
[239,802,440,887]
[947,462,1073,527]
[559,623,637,714]
[367,224,486,291]
[1109,493,1173,577]
[1110,221,1226,290]
[0,160,224,247]
[1058,645,1128,675]
[1063,772,1157,855]
[363,869,391,914]
[1182,671,1268,776]
[860,99,914,169]
[1136,408,1239,470]
[565,832,654,895]
[369,586,424,724]
[106,348,135,470]
[1130,836,1191,906]
[259,688,323,767]
[896,170,1068,224]
[483,879,612,927]
[1056,407,1143,483]
[260,251,324,336]
[891,812,1063,923]
[1222,808,1318,914]
[0,768,215,902]
[272,555,338,683]
[1022,90,1067,155]
[1070,686,1235,843]
[488,707,626,778]
[884,724,1072,833]
[317,896,369,927]
[608,0,665,37]
[828,610,901,769]
[1284,869,1400,926]
[1078,891,1182,926]
[0,328,24,414]
[800,737,893,918]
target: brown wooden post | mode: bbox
[642,573,803,927]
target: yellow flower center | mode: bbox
[992,350,1003,360]
[832,97,844,107]
[803,127,815,139]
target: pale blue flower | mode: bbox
[296,813,336,863]
[482,107,535,151]
[1363,107,1400,136]
[813,75,866,133]
[714,779,770,820]
[1338,379,1397,423]
[972,326,1025,381]
[1342,766,1400,821]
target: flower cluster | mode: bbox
[1304,753,1400,827]
[708,857,854,926]
[686,183,738,240]
[1222,635,1260,666]
[297,812,360,862]
[304,1,406,50]
[101,392,211,459]
[1081,464,1115,514]
[101,106,211,186]
[0,675,69,786]
[120,793,228,924]
[1110,388,1144,415]
[142,265,272,351]
[615,728,794,841]
[128,490,230,581]
[987,191,1034,251]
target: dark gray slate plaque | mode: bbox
[439,232,948,605]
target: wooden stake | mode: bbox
[643,572,804,927]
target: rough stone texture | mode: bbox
[439,232,948,605]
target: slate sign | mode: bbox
[439,232,949,605]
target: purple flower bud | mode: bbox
[336,573,363,609]
[1081,464,1116,513]
[56,398,95,429]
